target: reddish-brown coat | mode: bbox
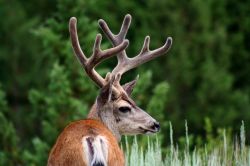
[47,119,124,166]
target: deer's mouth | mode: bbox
[139,127,159,134]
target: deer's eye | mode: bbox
[119,106,131,113]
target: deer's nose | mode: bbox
[151,122,160,131]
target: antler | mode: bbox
[69,17,129,87]
[98,14,172,77]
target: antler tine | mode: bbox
[98,14,131,45]
[69,17,129,87]
[117,14,132,43]
[136,36,173,64]
[69,17,88,65]
[98,19,116,45]
[89,34,129,69]
[112,37,172,75]
[99,14,131,63]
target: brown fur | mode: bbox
[48,119,124,166]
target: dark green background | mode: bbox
[0,0,249,164]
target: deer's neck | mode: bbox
[87,103,121,141]
[87,103,99,119]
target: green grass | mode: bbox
[124,121,249,166]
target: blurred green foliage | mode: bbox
[0,0,249,165]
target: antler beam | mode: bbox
[98,14,172,77]
[69,17,129,87]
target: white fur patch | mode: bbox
[82,136,108,166]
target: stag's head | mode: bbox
[69,14,172,138]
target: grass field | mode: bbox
[124,121,249,166]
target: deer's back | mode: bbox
[47,119,124,166]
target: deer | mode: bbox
[47,14,172,166]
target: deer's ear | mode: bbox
[97,76,114,107]
[122,75,139,96]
